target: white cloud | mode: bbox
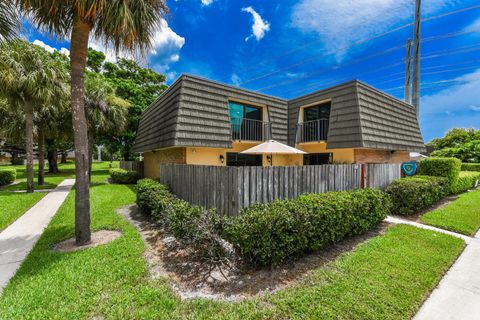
[464,17,480,34]
[33,39,70,56]
[32,39,70,56]
[242,6,270,41]
[201,0,214,6]
[149,18,185,71]
[87,18,184,74]
[59,47,70,56]
[421,69,480,116]
[231,73,241,85]
[469,105,480,112]
[291,0,459,59]
[32,39,55,53]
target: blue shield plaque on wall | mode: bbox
[401,162,417,176]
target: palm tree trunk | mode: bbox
[47,139,59,173]
[61,152,67,164]
[70,17,92,245]
[25,100,34,193]
[88,131,94,182]
[38,129,45,185]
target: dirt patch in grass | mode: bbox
[53,230,122,252]
[116,204,390,301]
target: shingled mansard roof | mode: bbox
[133,74,426,153]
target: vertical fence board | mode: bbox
[159,163,402,215]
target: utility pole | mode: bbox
[404,38,412,104]
[412,0,422,119]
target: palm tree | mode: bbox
[17,0,168,245]
[0,40,67,192]
[0,1,19,40]
[85,72,129,179]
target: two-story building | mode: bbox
[133,74,425,178]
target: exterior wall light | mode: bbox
[219,155,225,164]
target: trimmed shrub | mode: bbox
[136,178,173,215]
[109,168,138,184]
[418,157,461,182]
[450,172,480,194]
[225,189,390,267]
[136,179,232,264]
[0,168,16,186]
[385,176,448,216]
[461,163,480,172]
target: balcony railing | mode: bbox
[296,119,329,143]
[231,118,271,141]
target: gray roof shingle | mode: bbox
[133,75,426,153]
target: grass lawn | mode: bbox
[0,166,465,319]
[0,161,117,191]
[0,192,46,231]
[420,188,480,236]
[0,162,118,232]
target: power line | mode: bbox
[257,35,480,94]
[281,45,480,97]
[236,4,480,85]
[255,44,406,92]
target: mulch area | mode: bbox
[116,204,390,301]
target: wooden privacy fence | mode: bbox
[366,163,402,190]
[159,163,401,216]
[120,161,144,178]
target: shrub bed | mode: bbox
[136,179,231,264]
[461,163,480,172]
[0,168,16,186]
[450,172,480,194]
[225,189,391,267]
[109,168,138,184]
[385,176,448,216]
[418,157,461,182]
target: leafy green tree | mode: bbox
[431,140,480,163]
[18,0,168,244]
[428,128,480,150]
[0,40,67,192]
[84,72,129,178]
[91,51,167,160]
[86,48,105,73]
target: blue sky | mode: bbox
[25,0,480,142]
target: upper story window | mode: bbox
[229,101,267,141]
[303,101,331,122]
[229,101,262,121]
[297,101,331,143]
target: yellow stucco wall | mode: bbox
[143,148,186,178]
[185,142,302,167]
[296,142,355,164]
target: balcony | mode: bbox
[231,118,271,141]
[296,119,329,143]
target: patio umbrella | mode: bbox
[240,140,306,166]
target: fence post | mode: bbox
[361,163,367,188]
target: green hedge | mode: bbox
[0,168,16,186]
[136,179,231,263]
[461,163,480,172]
[136,178,173,215]
[109,168,138,184]
[418,157,461,182]
[450,172,480,194]
[385,176,448,216]
[225,189,390,267]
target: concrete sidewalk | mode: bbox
[414,229,480,320]
[0,179,74,295]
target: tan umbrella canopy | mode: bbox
[240,140,306,166]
